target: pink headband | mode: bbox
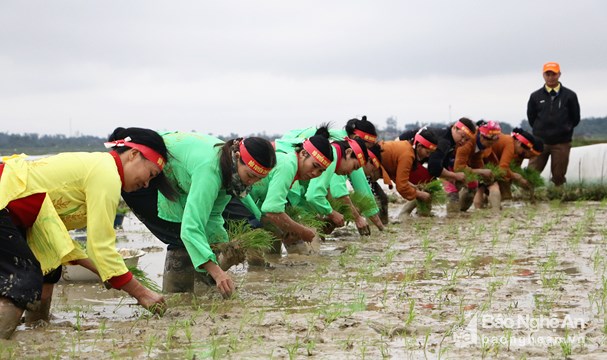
[352,129,378,144]
[455,120,475,138]
[239,139,271,176]
[303,139,332,168]
[104,137,166,170]
[413,133,437,151]
[512,132,541,156]
[346,137,366,167]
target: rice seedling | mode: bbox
[404,299,416,327]
[327,196,354,222]
[539,182,607,201]
[285,337,301,360]
[349,191,379,216]
[510,162,545,188]
[463,168,480,183]
[223,220,275,252]
[285,205,327,234]
[128,266,162,293]
[416,179,447,214]
[212,220,276,267]
[560,329,573,358]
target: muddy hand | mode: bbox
[357,224,371,236]
[368,214,384,231]
[215,273,236,299]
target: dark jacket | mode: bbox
[527,83,580,145]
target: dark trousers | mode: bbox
[121,188,184,249]
[528,142,571,186]
[0,209,43,309]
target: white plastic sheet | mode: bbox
[522,143,607,183]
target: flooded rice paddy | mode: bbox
[2,199,607,359]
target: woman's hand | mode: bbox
[416,190,431,202]
[121,278,166,315]
[355,215,371,236]
[203,261,235,298]
[368,214,384,231]
[327,210,345,227]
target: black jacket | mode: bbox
[527,83,580,145]
[399,127,454,177]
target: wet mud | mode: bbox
[2,200,607,359]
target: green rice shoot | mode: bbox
[128,266,162,293]
[463,168,480,183]
[285,205,327,234]
[223,220,275,253]
[328,196,354,222]
[485,162,506,182]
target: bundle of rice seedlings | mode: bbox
[127,266,162,293]
[285,205,327,234]
[510,162,545,188]
[462,168,480,183]
[328,196,354,222]
[349,191,379,217]
[222,220,275,252]
[484,163,506,182]
[416,179,447,214]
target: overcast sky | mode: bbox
[1,0,606,138]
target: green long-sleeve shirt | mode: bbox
[157,132,230,271]
[277,127,379,217]
[242,149,299,219]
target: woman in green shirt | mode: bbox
[239,128,334,254]
[123,133,276,297]
[276,117,382,235]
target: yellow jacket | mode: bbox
[0,153,127,281]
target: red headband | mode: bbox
[104,137,166,170]
[239,139,271,176]
[352,129,378,144]
[512,132,541,156]
[367,149,381,169]
[413,133,437,151]
[346,137,366,167]
[455,120,475,138]
[478,121,502,138]
[303,139,332,168]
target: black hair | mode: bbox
[314,123,332,139]
[454,117,476,134]
[368,143,382,164]
[512,127,544,153]
[217,137,276,189]
[412,127,438,148]
[333,138,369,163]
[345,115,378,138]
[292,123,334,162]
[108,127,177,201]
[476,119,487,127]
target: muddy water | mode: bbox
[3,200,607,359]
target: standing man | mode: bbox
[527,62,580,186]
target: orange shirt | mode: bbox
[483,134,516,180]
[380,140,418,201]
[454,138,492,172]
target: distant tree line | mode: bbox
[2,116,605,155]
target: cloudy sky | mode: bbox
[1,0,606,138]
